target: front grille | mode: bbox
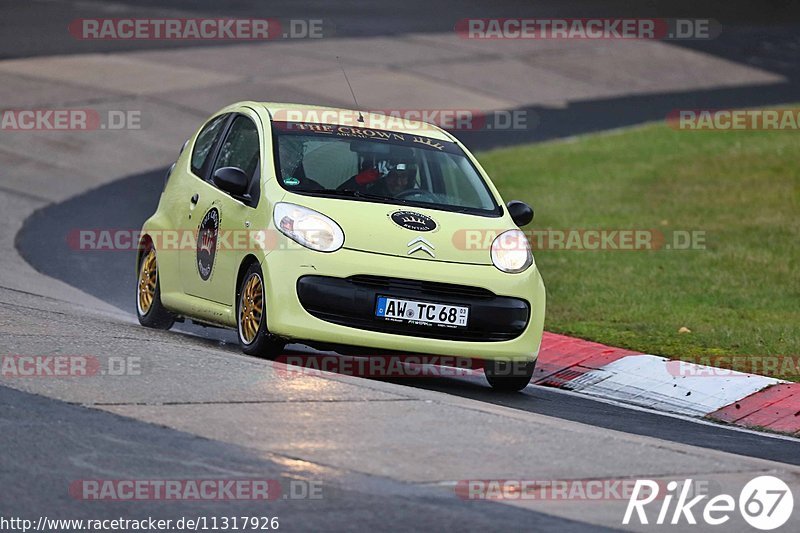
[347,275,495,300]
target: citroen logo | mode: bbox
[407,237,435,258]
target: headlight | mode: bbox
[273,202,344,252]
[491,229,533,273]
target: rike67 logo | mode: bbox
[624,476,793,530]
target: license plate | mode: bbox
[375,296,469,328]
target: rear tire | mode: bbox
[136,247,176,330]
[237,263,285,358]
[484,359,535,392]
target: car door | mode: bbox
[177,113,229,299]
[180,113,262,307]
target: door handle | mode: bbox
[190,193,199,205]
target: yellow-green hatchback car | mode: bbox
[136,102,545,390]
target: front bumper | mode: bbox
[262,247,545,362]
[297,275,530,342]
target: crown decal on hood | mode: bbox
[390,210,437,232]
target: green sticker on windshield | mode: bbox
[283,177,300,186]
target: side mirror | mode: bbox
[507,200,534,227]
[213,167,249,197]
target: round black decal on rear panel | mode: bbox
[390,211,437,232]
[196,207,219,281]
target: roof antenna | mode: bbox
[337,56,364,123]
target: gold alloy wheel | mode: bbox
[239,274,264,344]
[137,249,157,315]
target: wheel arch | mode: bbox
[136,234,154,272]
[236,254,262,301]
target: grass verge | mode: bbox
[479,118,799,380]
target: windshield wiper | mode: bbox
[306,188,409,204]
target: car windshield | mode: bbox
[272,121,501,216]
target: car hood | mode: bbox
[285,195,513,265]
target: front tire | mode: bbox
[237,263,285,358]
[136,247,175,330]
[484,359,536,392]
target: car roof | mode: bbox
[252,102,455,142]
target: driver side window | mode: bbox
[191,114,228,177]
[211,116,260,179]
[210,115,261,207]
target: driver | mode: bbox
[368,157,417,197]
[370,160,417,196]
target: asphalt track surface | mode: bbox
[11,0,800,472]
[5,1,800,530]
[3,0,799,60]
[16,168,800,467]
[6,385,623,532]
[3,1,800,150]
[4,384,618,531]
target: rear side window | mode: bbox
[191,114,228,176]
